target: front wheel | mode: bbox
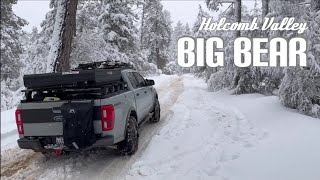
[150,98,160,123]
[118,116,139,155]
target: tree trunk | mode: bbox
[140,3,145,50]
[262,0,269,18]
[232,0,254,94]
[234,0,241,37]
[54,0,78,72]
[156,47,160,69]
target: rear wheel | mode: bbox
[118,116,139,155]
[150,98,160,123]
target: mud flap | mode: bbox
[61,101,96,149]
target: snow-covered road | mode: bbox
[125,75,265,180]
[1,75,320,180]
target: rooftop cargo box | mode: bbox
[23,69,122,89]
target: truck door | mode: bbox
[126,72,148,122]
[133,72,153,113]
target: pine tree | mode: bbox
[193,5,211,37]
[1,0,27,80]
[279,0,320,118]
[185,23,191,36]
[140,0,172,70]
[99,0,139,55]
[1,0,27,111]
[164,21,186,74]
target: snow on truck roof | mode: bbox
[74,61,134,71]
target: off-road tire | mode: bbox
[150,98,160,123]
[118,116,139,155]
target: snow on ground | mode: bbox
[1,109,19,150]
[125,75,265,180]
[125,74,320,180]
[211,92,320,180]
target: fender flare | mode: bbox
[123,107,138,137]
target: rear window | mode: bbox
[127,72,139,88]
[133,72,146,87]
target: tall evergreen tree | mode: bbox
[99,0,139,54]
[141,0,172,70]
[164,21,185,74]
[185,23,191,36]
[279,0,320,118]
[1,0,27,80]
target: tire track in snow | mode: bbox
[125,75,265,180]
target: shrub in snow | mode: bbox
[1,79,24,111]
[208,70,233,92]
[279,69,320,118]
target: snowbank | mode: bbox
[211,92,320,180]
[1,109,19,150]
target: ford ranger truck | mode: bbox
[15,61,160,155]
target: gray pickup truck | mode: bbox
[15,62,160,155]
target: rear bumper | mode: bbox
[17,135,115,152]
[17,138,44,152]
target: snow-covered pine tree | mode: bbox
[1,0,28,111]
[163,21,185,75]
[279,0,320,118]
[207,5,236,91]
[1,0,27,80]
[191,5,213,78]
[70,1,119,66]
[99,0,139,56]
[192,5,210,37]
[141,0,172,70]
[21,1,58,75]
[206,0,254,94]
[185,23,192,36]
[70,0,157,75]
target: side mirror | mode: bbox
[145,79,155,86]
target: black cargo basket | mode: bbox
[61,101,96,149]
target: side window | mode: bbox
[133,72,146,88]
[127,72,139,89]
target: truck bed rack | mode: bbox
[23,61,132,89]
[22,81,128,102]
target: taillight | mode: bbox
[15,110,24,134]
[101,105,115,131]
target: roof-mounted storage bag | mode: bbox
[61,101,96,149]
[23,61,133,89]
[23,69,122,89]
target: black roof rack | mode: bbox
[74,61,134,70]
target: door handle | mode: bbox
[136,93,140,96]
[144,91,147,93]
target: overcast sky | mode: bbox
[13,0,258,32]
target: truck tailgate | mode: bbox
[19,100,102,136]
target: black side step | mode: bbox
[138,112,154,128]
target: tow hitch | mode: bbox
[55,149,63,156]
